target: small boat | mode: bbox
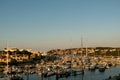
[0,75,10,80]
[47,71,55,77]
[89,65,96,71]
[10,76,24,80]
[98,66,105,72]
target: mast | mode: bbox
[70,39,72,67]
[86,38,88,57]
[118,48,120,58]
[81,36,83,56]
[81,37,84,80]
[70,39,72,77]
[6,42,9,75]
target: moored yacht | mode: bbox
[0,75,10,80]
[10,76,23,80]
[98,66,105,72]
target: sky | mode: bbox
[0,0,120,51]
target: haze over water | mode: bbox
[0,0,120,51]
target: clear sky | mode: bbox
[0,0,120,51]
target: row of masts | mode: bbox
[70,37,88,57]
[70,36,88,60]
[70,37,87,80]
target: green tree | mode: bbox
[9,59,17,66]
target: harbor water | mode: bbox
[22,66,120,80]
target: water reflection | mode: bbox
[21,66,120,80]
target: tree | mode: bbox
[21,50,32,59]
[9,59,17,66]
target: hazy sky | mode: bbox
[0,0,120,51]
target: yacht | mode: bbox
[10,76,24,80]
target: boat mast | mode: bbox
[70,39,72,66]
[70,39,72,77]
[6,42,9,75]
[118,48,120,58]
[81,36,83,56]
[86,38,88,57]
[81,36,84,80]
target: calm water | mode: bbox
[22,66,120,80]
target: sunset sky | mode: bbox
[0,0,120,51]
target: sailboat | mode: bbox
[3,43,24,80]
[1,43,10,80]
[3,43,12,75]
